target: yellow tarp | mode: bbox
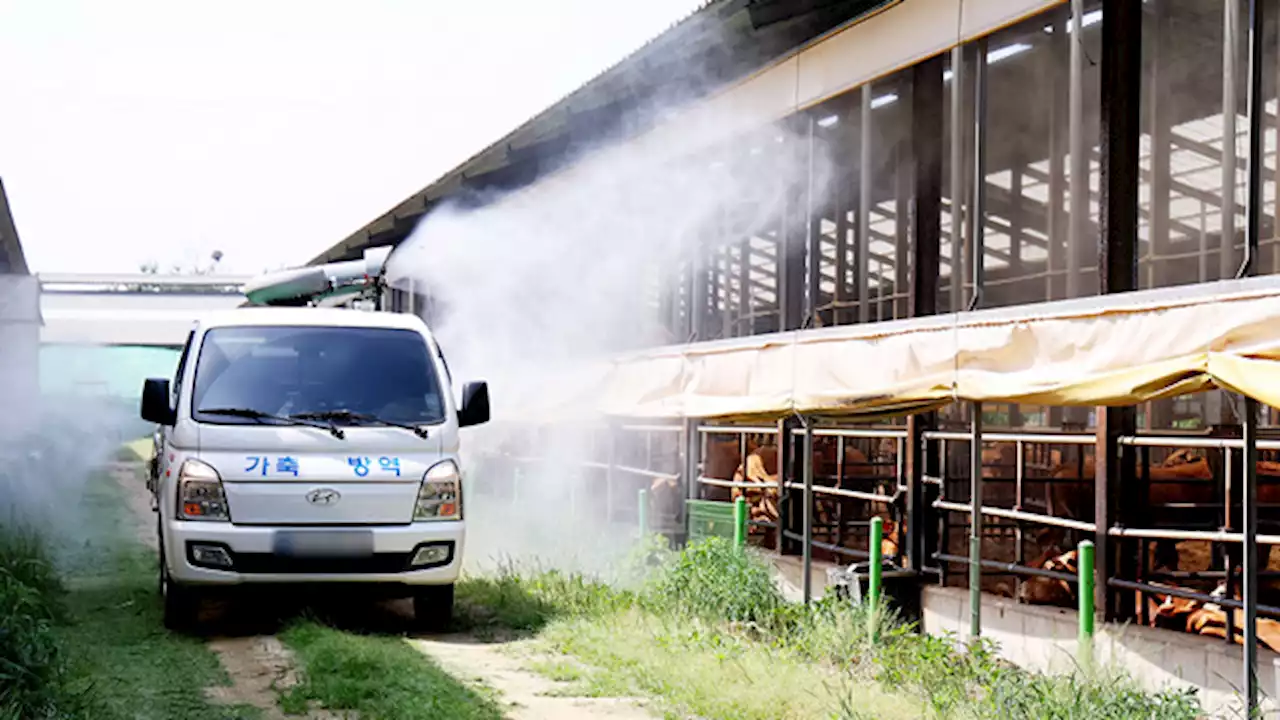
[595,276,1280,421]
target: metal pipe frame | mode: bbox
[697,477,772,490]
[806,427,909,439]
[924,430,1095,445]
[935,499,1097,533]
[782,531,900,562]
[784,482,905,503]
[696,425,778,436]
[1108,526,1280,546]
[1107,578,1280,619]
[1120,435,1280,451]
[935,552,1078,585]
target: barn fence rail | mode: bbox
[484,404,1280,715]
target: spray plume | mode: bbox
[387,77,833,576]
[0,364,158,567]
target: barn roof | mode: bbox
[0,177,29,275]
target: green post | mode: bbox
[1078,539,1095,673]
[733,496,748,549]
[868,516,884,643]
[638,488,649,538]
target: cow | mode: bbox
[690,434,902,558]
[1146,579,1280,652]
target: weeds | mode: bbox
[0,526,66,719]
[457,537,1206,720]
[641,536,783,626]
[454,560,628,637]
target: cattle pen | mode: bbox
[473,272,1280,717]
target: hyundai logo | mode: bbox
[306,488,341,506]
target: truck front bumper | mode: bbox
[163,519,464,587]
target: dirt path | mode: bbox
[109,459,346,719]
[204,636,353,720]
[410,635,656,720]
[108,460,156,549]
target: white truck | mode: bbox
[141,249,487,632]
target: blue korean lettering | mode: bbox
[245,456,269,476]
[378,457,401,477]
[348,456,371,477]
[277,456,299,477]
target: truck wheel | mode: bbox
[412,584,454,633]
[160,543,199,632]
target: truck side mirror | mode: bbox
[458,381,490,428]
[140,378,176,425]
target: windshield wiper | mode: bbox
[200,407,346,439]
[292,409,430,439]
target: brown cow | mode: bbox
[1146,579,1280,652]
[728,443,886,522]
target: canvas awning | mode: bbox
[595,275,1280,422]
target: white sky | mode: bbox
[0,0,705,275]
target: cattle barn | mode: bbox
[313,0,1280,715]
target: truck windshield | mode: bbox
[191,325,446,426]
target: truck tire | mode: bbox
[412,584,454,633]
[159,539,198,632]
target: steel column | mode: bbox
[804,115,821,328]
[1222,0,1241,281]
[1096,0,1142,622]
[684,418,701,508]
[1239,0,1266,708]
[949,46,966,313]
[968,401,983,638]
[967,40,988,311]
[912,54,943,320]
[1067,0,1087,300]
[1147,3,1171,292]
[858,86,873,324]
[894,73,913,320]
[835,155,852,323]
[908,54,944,583]
[1048,11,1068,302]
[802,421,814,603]
[777,416,799,555]
[1243,398,1260,711]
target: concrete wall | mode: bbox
[0,275,41,432]
[923,586,1279,717]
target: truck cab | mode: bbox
[140,267,488,632]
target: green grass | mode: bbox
[0,527,67,719]
[56,550,261,719]
[278,621,505,720]
[2,460,256,720]
[452,536,1205,720]
[49,469,261,720]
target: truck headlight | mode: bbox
[415,460,461,521]
[177,459,230,521]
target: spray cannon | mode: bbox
[243,246,394,308]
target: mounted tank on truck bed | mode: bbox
[140,246,489,632]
